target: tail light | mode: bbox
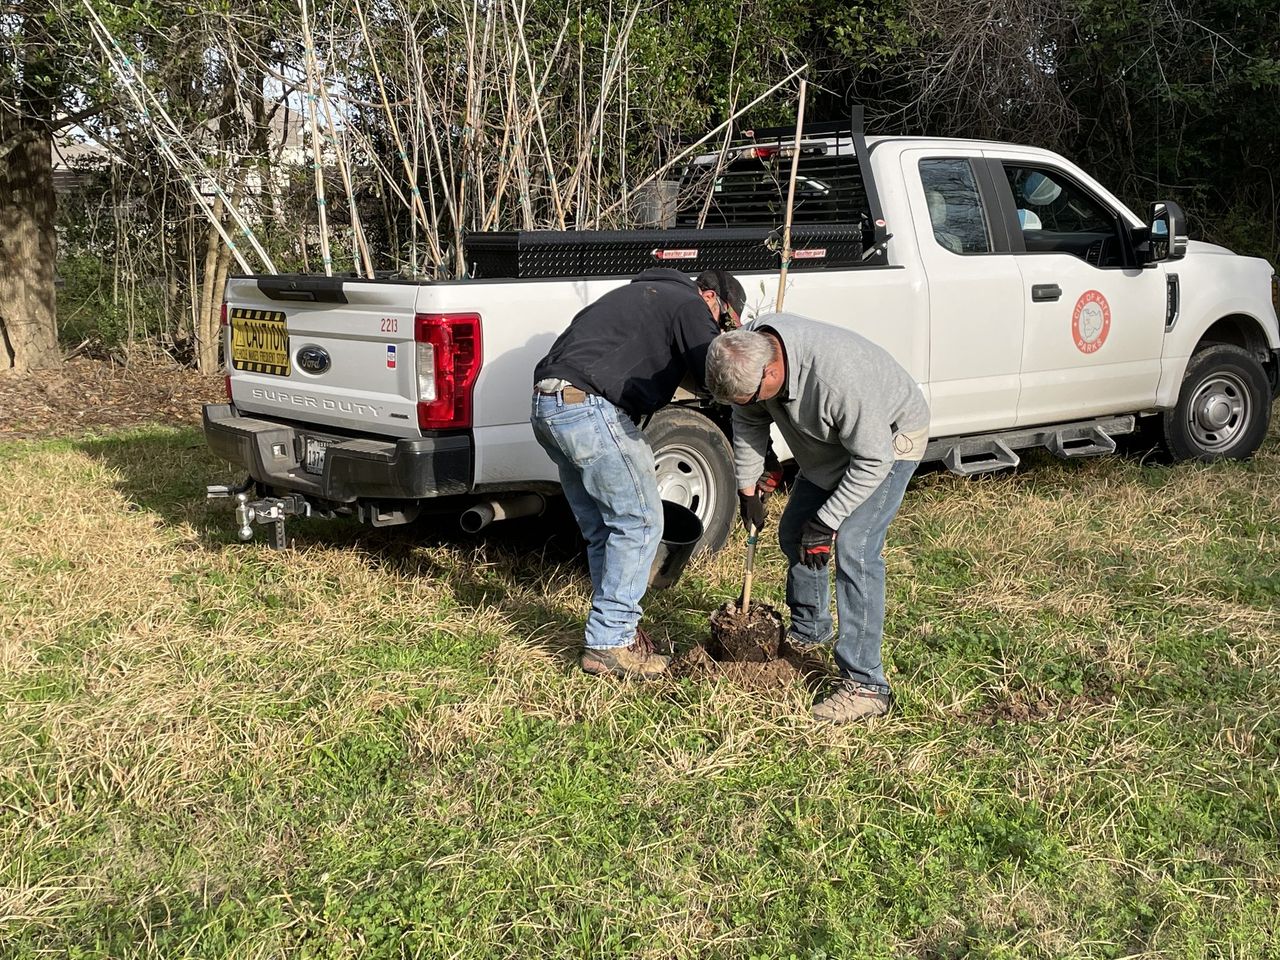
[220,302,232,400]
[415,313,482,429]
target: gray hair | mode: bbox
[705,329,774,402]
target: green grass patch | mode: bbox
[1,421,1278,958]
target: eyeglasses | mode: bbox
[716,296,740,331]
[733,364,768,405]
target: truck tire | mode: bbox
[644,406,736,555]
[1162,343,1272,461]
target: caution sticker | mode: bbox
[229,308,290,376]
[1072,289,1111,354]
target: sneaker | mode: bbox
[812,680,891,723]
[580,628,669,680]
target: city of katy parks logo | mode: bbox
[1072,289,1111,354]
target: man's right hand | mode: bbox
[738,489,767,533]
[799,517,835,568]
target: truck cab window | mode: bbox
[917,159,992,254]
[1003,165,1123,266]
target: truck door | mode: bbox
[984,157,1166,426]
[901,149,1025,435]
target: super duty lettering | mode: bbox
[250,388,384,418]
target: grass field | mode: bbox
[1,419,1278,958]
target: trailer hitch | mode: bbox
[207,478,312,550]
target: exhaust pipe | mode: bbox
[459,494,545,533]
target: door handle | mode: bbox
[1032,283,1062,302]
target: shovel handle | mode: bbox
[741,523,758,614]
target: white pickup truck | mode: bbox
[204,120,1280,552]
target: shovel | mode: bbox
[707,521,782,662]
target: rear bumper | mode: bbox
[203,404,471,502]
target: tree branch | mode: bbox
[0,128,39,163]
[0,104,103,163]
[52,105,104,133]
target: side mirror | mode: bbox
[1148,201,1188,261]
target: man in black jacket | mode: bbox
[532,268,745,678]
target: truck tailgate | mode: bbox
[224,276,422,439]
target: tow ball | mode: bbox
[207,478,312,550]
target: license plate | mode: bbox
[303,437,332,475]
[230,308,291,376]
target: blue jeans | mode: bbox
[778,461,917,693]
[531,391,662,649]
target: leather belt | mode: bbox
[535,383,590,404]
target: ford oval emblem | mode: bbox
[296,345,330,374]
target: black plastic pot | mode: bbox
[647,501,703,590]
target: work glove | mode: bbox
[738,490,767,534]
[799,517,836,569]
[756,466,785,502]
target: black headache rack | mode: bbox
[462,107,890,279]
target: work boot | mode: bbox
[580,628,669,680]
[812,680,891,723]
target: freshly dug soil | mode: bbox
[670,638,831,693]
[707,600,784,662]
[672,600,831,692]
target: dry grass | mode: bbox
[1,419,1278,957]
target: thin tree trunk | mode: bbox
[186,206,199,351]
[210,245,233,369]
[195,178,247,374]
[195,194,227,373]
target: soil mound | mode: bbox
[670,600,830,692]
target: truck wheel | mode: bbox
[644,406,736,555]
[1163,343,1272,461]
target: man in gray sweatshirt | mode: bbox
[705,314,929,723]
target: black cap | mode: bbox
[695,270,746,315]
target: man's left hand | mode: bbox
[799,517,835,568]
[757,466,784,502]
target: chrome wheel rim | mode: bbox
[653,442,717,527]
[1187,372,1250,453]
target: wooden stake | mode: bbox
[775,78,807,312]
